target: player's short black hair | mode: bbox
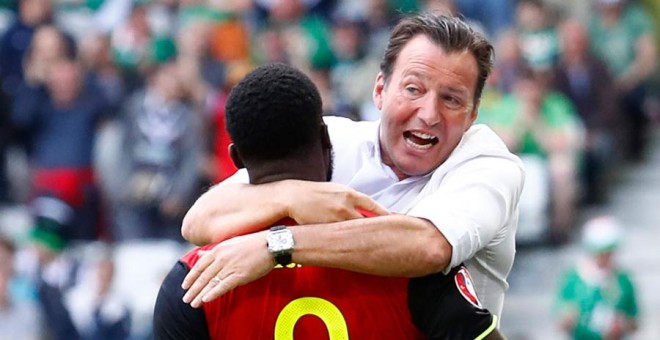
[226,63,324,163]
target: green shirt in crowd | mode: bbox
[555,265,638,340]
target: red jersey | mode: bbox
[181,245,425,340]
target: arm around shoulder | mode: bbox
[181,180,389,246]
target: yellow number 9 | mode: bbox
[274,297,349,340]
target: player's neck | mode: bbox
[248,157,328,185]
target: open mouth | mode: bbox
[404,131,439,150]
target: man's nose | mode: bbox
[416,94,441,127]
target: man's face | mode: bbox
[374,35,479,179]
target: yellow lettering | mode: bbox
[275,297,349,340]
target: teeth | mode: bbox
[405,137,434,150]
[410,131,435,140]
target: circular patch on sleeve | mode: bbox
[454,266,483,309]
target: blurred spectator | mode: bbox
[65,244,131,340]
[22,24,76,88]
[515,0,560,71]
[193,1,251,64]
[493,29,527,94]
[0,0,53,98]
[589,0,657,161]
[113,62,204,241]
[555,215,639,339]
[480,68,584,242]
[12,58,109,241]
[0,235,44,340]
[422,0,487,36]
[79,33,126,115]
[454,0,513,39]
[0,81,11,203]
[251,0,335,112]
[553,19,619,205]
[363,0,400,57]
[21,197,80,340]
[175,19,225,111]
[328,13,381,120]
[200,62,251,185]
[1,4,61,196]
[110,2,154,91]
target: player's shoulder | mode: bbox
[408,264,497,340]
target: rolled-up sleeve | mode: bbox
[408,155,524,272]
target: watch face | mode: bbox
[268,229,294,252]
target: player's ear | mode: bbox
[229,144,244,169]
[320,123,331,151]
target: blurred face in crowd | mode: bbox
[594,250,615,269]
[496,30,522,64]
[331,22,362,61]
[31,25,68,62]
[560,20,589,62]
[516,1,546,31]
[516,74,545,108]
[154,63,184,102]
[373,34,479,179]
[48,60,83,107]
[269,0,304,22]
[177,21,212,58]
[20,0,52,26]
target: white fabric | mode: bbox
[516,155,550,243]
[325,116,525,318]
[223,116,525,318]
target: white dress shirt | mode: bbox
[325,116,525,318]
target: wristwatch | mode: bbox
[266,226,295,266]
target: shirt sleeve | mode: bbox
[407,155,524,272]
[153,261,211,340]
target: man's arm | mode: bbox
[182,214,452,308]
[153,262,211,340]
[181,180,389,245]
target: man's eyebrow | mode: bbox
[402,71,426,80]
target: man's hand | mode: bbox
[181,231,274,308]
[281,180,390,224]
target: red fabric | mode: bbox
[181,248,424,340]
[213,93,238,183]
[32,167,95,207]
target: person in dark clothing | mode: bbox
[0,0,53,98]
[552,20,620,204]
[12,58,109,241]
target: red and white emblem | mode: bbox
[454,266,483,309]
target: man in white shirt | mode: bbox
[180,13,525,320]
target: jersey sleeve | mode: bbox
[408,265,498,340]
[153,261,211,340]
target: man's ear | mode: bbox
[320,123,331,150]
[228,144,244,169]
[372,72,385,110]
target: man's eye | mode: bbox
[406,87,419,94]
[445,96,461,108]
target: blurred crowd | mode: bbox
[0,0,658,338]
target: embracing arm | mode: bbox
[181,179,389,245]
[182,214,452,307]
[291,214,451,277]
